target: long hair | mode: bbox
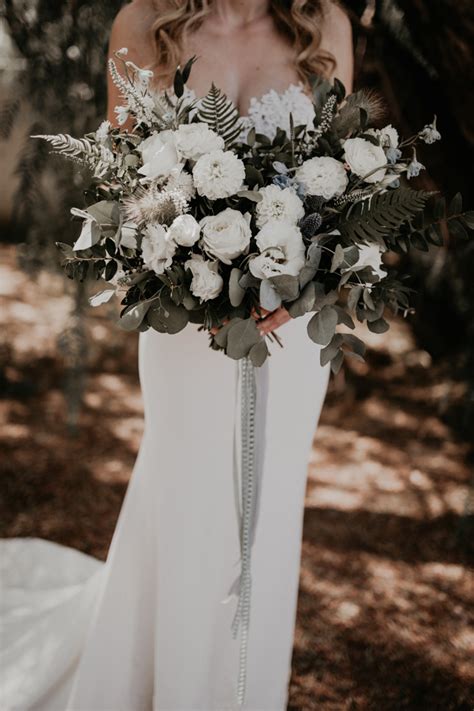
[149,0,336,86]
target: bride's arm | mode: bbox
[106,0,156,128]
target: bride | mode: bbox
[0,1,353,709]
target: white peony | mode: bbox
[344,137,387,184]
[200,208,251,264]
[185,254,223,301]
[249,220,306,279]
[343,244,386,280]
[255,184,304,228]
[295,156,348,200]
[174,123,225,161]
[168,214,200,247]
[141,223,177,274]
[137,130,182,181]
[192,149,245,200]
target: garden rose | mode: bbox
[168,214,200,247]
[174,123,224,161]
[343,137,387,183]
[249,220,305,279]
[200,208,251,264]
[137,130,182,180]
[141,223,176,274]
[185,254,223,301]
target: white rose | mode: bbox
[174,123,225,161]
[344,137,387,184]
[343,244,386,281]
[255,184,304,228]
[185,254,224,301]
[137,130,182,180]
[141,223,177,274]
[295,156,348,200]
[249,220,305,279]
[192,149,245,200]
[168,214,200,247]
[200,208,251,264]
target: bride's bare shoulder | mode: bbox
[108,0,156,66]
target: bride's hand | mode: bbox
[255,307,291,335]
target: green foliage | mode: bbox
[197,83,243,146]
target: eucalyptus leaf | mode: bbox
[89,289,115,307]
[249,339,269,367]
[147,294,189,334]
[213,318,240,348]
[229,268,246,307]
[119,300,153,331]
[87,200,120,226]
[226,318,261,360]
[288,282,315,318]
[330,244,345,272]
[307,305,338,346]
[367,317,389,334]
[269,274,300,301]
[320,333,343,366]
[260,279,282,311]
[73,219,101,251]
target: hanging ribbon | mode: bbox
[222,356,257,708]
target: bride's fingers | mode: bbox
[251,306,271,320]
[257,307,291,335]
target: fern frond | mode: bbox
[31,134,115,176]
[339,188,431,243]
[197,83,242,146]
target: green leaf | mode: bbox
[320,333,344,365]
[229,268,246,307]
[56,241,74,257]
[461,211,474,229]
[249,339,269,367]
[330,243,345,272]
[347,285,363,312]
[197,83,242,146]
[147,294,189,334]
[213,318,240,348]
[260,279,282,311]
[245,164,264,188]
[87,200,120,227]
[307,305,338,346]
[269,274,300,301]
[341,333,366,358]
[448,192,462,216]
[334,306,355,329]
[119,300,153,331]
[226,318,261,360]
[448,219,469,240]
[236,189,262,202]
[288,282,315,318]
[331,350,345,374]
[173,68,184,98]
[367,317,389,334]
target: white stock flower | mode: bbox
[344,137,387,184]
[137,131,182,181]
[343,244,386,280]
[419,116,441,144]
[295,156,348,200]
[141,223,177,274]
[200,208,251,264]
[192,149,245,200]
[168,214,200,247]
[255,185,304,228]
[114,105,129,126]
[249,220,305,279]
[175,123,225,161]
[185,254,223,301]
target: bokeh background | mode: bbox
[1,1,473,708]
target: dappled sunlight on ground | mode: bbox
[1,245,473,709]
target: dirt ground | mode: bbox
[1,244,473,710]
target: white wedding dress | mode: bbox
[0,85,330,711]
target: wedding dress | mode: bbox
[0,84,330,711]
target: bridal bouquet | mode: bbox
[34,50,471,372]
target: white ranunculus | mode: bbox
[255,184,304,228]
[343,244,386,280]
[295,156,348,200]
[168,214,200,247]
[185,254,224,301]
[344,137,387,184]
[200,208,251,264]
[137,130,182,180]
[141,223,177,274]
[249,220,306,279]
[175,123,225,161]
[192,149,245,200]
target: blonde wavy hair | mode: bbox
[150,0,336,87]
